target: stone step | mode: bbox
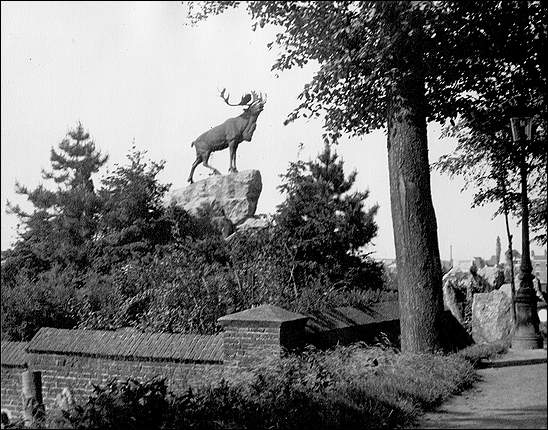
[479,347,547,368]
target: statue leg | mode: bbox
[187,156,202,183]
[203,152,221,175]
[229,143,238,173]
[232,148,238,173]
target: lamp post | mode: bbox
[510,116,543,350]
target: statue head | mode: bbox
[219,88,267,116]
[243,91,267,116]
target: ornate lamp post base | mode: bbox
[512,286,543,350]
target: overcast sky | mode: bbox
[1,1,542,262]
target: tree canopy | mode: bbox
[435,117,547,245]
[91,148,175,271]
[433,0,546,245]
[188,2,546,138]
[275,142,381,291]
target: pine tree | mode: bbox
[92,148,173,270]
[275,142,380,291]
[4,123,108,276]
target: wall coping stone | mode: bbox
[26,328,223,364]
[218,304,308,328]
[306,301,400,334]
[1,341,28,368]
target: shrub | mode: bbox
[56,377,171,430]
[1,266,79,341]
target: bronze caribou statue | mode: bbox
[188,89,266,183]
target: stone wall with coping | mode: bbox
[1,304,310,418]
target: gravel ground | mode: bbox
[417,363,547,429]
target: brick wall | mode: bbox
[1,351,225,419]
[1,367,22,420]
[28,352,225,410]
[221,326,281,367]
[1,342,28,420]
[218,304,309,368]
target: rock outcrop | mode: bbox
[443,280,464,325]
[441,267,468,324]
[499,283,514,301]
[477,265,504,288]
[236,215,270,232]
[472,290,514,344]
[167,170,262,226]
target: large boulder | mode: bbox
[236,215,270,232]
[167,170,262,226]
[442,268,464,324]
[442,267,468,324]
[477,265,503,288]
[472,290,514,344]
[443,280,464,325]
[498,283,514,300]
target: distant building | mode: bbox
[510,250,547,293]
[486,255,498,266]
[531,250,547,291]
[381,250,546,292]
[457,259,473,271]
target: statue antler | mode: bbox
[249,91,267,106]
[219,88,252,106]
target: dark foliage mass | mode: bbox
[1,125,386,341]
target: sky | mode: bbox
[1,1,543,262]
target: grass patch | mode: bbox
[456,340,510,367]
[36,342,478,430]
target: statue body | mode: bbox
[188,90,266,183]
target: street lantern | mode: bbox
[510,117,534,142]
[510,116,543,350]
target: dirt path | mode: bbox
[418,363,547,429]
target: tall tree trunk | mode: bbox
[387,69,443,353]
